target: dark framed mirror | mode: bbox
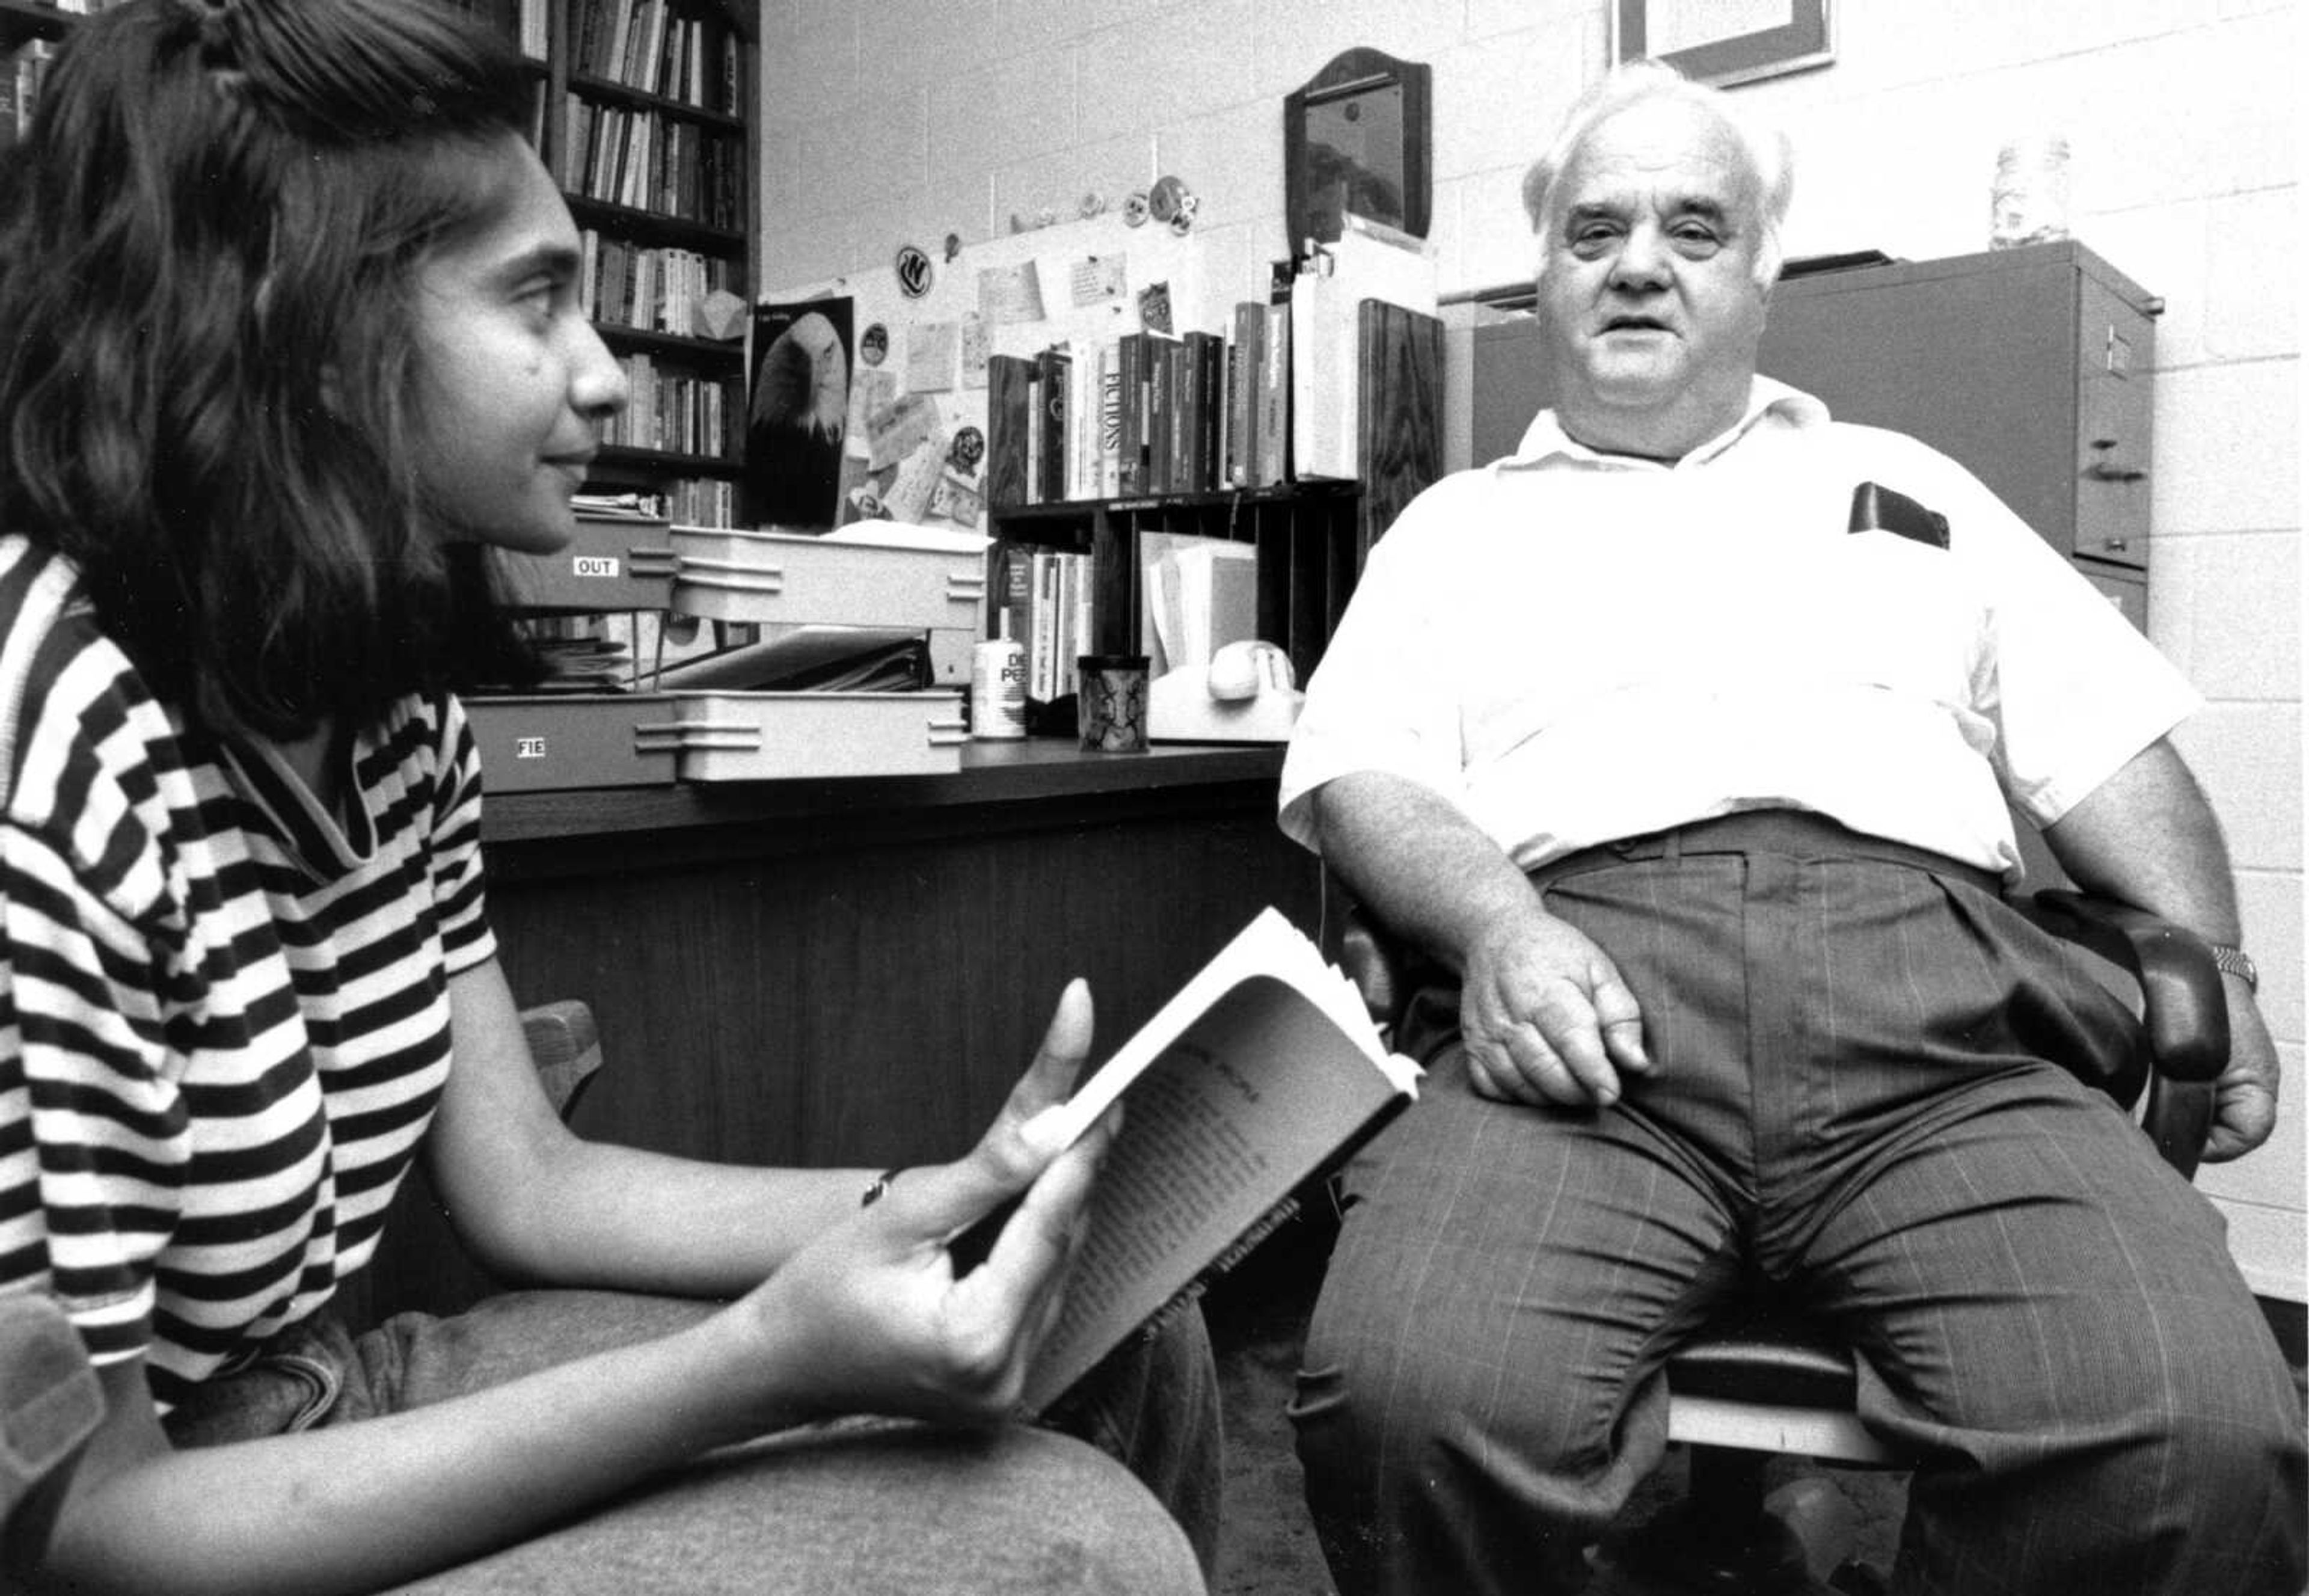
[1284,48,1432,259]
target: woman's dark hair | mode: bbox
[0,0,546,741]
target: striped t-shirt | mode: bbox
[0,535,497,1411]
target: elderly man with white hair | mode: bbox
[1279,58,2304,1596]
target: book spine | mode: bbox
[1147,340,1173,496]
[1037,347,1071,506]
[1024,371,1044,506]
[1117,334,1147,497]
[1069,347,1097,505]
[1185,330,1221,494]
[1259,300,1290,486]
[1029,550,1061,702]
[1070,550,1096,671]
[986,354,1032,509]
[1097,339,1124,500]
[1230,301,1263,488]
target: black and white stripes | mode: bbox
[0,535,495,1411]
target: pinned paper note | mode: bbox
[929,471,985,526]
[977,260,1046,325]
[880,438,946,523]
[866,391,940,472]
[845,367,897,459]
[907,321,959,391]
[959,314,990,388]
[1070,254,1127,307]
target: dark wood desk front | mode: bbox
[480,740,1322,1170]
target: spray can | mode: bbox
[971,616,1027,740]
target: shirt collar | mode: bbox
[1502,376,1831,472]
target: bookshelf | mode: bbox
[0,0,73,142]
[541,0,755,527]
[987,303,1443,699]
[3,1,753,531]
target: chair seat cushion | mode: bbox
[1666,1307,1858,1411]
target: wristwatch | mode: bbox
[2207,943,2258,993]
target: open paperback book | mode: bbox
[1004,907,1421,1415]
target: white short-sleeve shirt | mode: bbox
[1277,379,2200,881]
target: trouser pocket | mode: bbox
[162,1322,347,1447]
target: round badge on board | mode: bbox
[859,323,889,367]
[895,244,934,299]
[1148,174,1187,223]
[948,426,986,474]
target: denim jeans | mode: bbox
[165,1289,1221,1595]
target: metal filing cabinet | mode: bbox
[1470,240,2160,627]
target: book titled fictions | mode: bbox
[1009,907,1421,1415]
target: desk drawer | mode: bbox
[637,690,968,782]
[467,695,679,792]
[670,527,986,630]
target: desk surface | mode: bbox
[481,738,1289,846]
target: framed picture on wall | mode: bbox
[1613,0,1833,88]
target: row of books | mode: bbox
[600,354,741,462]
[569,0,742,115]
[559,97,744,231]
[509,0,548,60]
[996,548,1100,705]
[660,476,737,526]
[578,232,742,338]
[987,301,1295,509]
[0,35,56,149]
[574,482,737,527]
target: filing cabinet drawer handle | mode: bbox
[2086,439,2147,483]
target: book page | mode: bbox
[1021,915,1420,1412]
[1039,907,1409,1149]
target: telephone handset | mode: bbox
[1148,640,1305,743]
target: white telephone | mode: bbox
[1148,640,1304,743]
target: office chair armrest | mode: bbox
[520,998,604,1121]
[1339,904,1409,1028]
[2025,889,2228,1177]
[2025,891,2230,1082]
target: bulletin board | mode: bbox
[756,213,1228,535]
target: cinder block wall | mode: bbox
[756,0,2303,1297]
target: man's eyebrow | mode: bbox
[1562,200,1627,229]
[1667,197,1734,226]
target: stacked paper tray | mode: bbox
[465,694,679,793]
[497,515,679,611]
[633,690,970,782]
[669,526,987,631]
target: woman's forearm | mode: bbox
[468,1140,878,1297]
[43,1311,794,1596]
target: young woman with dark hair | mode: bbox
[0,4,1218,1592]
